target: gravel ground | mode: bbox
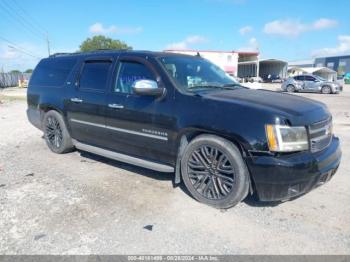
[0,87,349,254]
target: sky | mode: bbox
[0,0,350,71]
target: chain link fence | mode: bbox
[0,73,32,88]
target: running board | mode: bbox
[72,139,174,173]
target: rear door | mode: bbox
[105,56,176,164]
[66,58,113,148]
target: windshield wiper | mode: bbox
[188,83,242,91]
[187,84,222,90]
[222,83,242,88]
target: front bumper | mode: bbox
[246,136,341,201]
[337,85,343,92]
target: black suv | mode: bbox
[27,50,341,208]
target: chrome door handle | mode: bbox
[70,98,83,103]
[108,103,124,109]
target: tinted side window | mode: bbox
[305,75,315,81]
[30,58,77,87]
[115,61,155,94]
[294,75,304,81]
[79,61,112,91]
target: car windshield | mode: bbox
[158,56,240,92]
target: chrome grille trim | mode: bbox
[309,117,332,153]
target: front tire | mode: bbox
[286,84,295,93]
[181,135,250,209]
[43,110,74,154]
[321,85,332,94]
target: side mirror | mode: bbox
[132,79,165,97]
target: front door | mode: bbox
[105,56,176,164]
[66,58,113,148]
[304,75,318,92]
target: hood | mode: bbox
[200,88,330,125]
[324,81,338,86]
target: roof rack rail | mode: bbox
[49,49,131,58]
[49,52,73,57]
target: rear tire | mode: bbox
[286,84,295,93]
[181,134,250,209]
[321,85,331,94]
[43,110,74,154]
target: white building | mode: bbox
[288,66,337,81]
[288,59,314,68]
[164,49,288,80]
[164,49,258,77]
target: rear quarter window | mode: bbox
[30,58,77,87]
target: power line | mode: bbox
[0,36,41,59]
[0,0,51,55]
[0,1,46,40]
[11,0,48,33]
[8,45,40,59]
[0,8,42,42]
[3,0,46,36]
[3,0,46,35]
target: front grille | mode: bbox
[309,117,332,153]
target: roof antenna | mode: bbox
[196,52,201,57]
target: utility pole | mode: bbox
[46,32,51,56]
[256,46,260,78]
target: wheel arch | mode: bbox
[38,104,69,132]
[174,128,254,196]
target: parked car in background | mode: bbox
[18,79,29,88]
[262,74,282,83]
[228,74,242,83]
[243,76,262,83]
[282,74,343,94]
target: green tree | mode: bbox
[79,35,132,52]
[10,70,21,74]
[24,69,33,73]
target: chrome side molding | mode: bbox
[72,139,174,173]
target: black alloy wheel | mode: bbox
[45,115,63,149]
[43,110,74,154]
[181,134,250,208]
[187,145,235,200]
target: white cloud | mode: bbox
[312,35,350,57]
[239,26,252,35]
[89,22,143,35]
[1,47,19,60]
[312,18,338,30]
[263,18,338,37]
[238,37,259,52]
[165,35,208,50]
[0,42,44,72]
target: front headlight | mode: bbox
[265,125,309,152]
